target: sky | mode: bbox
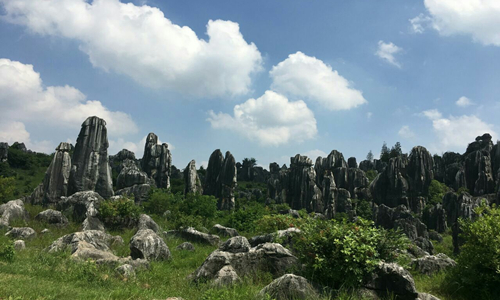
[1,0,500,169]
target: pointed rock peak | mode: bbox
[56,142,72,152]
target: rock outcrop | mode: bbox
[0,199,27,229]
[184,160,203,195]
[141,133,172,189]
[412,253,456,275]
[364,262,418,299]
[5,227,36,240]
[0,142,8,162]
[167,227,220,246]
[35,209,69,226]
[68,117,114,198]
[58,191,104,223]
[115,184,151,204]
[213,224,239,237]
[204,150,237,210]
[130,229,171,261]
[116,159,149,190]
[258,274,317,300]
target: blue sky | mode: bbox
[1,0,500,169]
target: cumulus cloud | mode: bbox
[420,109,443,120]
[456,96,474,107]
[415,0,500,46]
[421,109,496,152]
[302,149,328,161]
[375,41,403,68]
[207,91,317,146]
[269,51,366,111]
[0,58,137,152]
[398,125,415,139]
[0,0,262,97]
[409,13,432,34]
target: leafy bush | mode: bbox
[224,201,267,232]
[0,176,15,203]
[354,198,373,220]
[366,170,378,183]
[428,179,448,205]
[254,214,305,234]
[0,242,15,262]
[457,187,470,195]
[292,217,408,288]
[446,205,500,298]
[98,197,142,229]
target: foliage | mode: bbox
[365,170,377,183]
[456,187,470,195]
[224,201,267,232]
[98,197,142,229]
[366,150,374,162]
[445,205,500,299]
[254,214,305,234]
[7,146,52,170]
[389,142,402,159]
[0,176,15,203]
[0,242,15,262]
[170,177,185,195]
[380,142,390,163]
[293,217,409,289]
[242,157,257,168]
[428,179,448,205]
[354,198,373,221]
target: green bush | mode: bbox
[0,176,15,203]
[98,197,142,229]
[254,214,305,234]
[366,170,378,183]
[428,179,448,205]
[0,242,15,262]
[354,198,373,220]
[224,201,267,232]
[292,217,408,288]
[446,205,500,298]
[457,187,470,195]
[143,188,179,214]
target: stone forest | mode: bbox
[1,116,499,300]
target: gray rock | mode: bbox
[258,274,317,300]
[176,242,195,251]
[130,229,171,261]
[141,133,172,189]
[213,224,239,237]
[213,265,240,286]
[115,184,151,204]
[58,191,104,222]
[365,262,418,299]
[35,209,68,226]
[407,146,434,201]
[82,216,105,231]
[191,243,297,283]
[428,231,443,243]
[249,227,301,247]
[414,237,434,255]
[418,293,442,300]
[71,241,120,263]
[204,150,237,210]
[171,227,220,246]
[0,142,8,162]
[184,160,203,195]
[13,240,25,251]
[115,264,136,279]
[41,228,50,234]
[278,209,301,219]
[423,204,447,234]
[137,214,160,233]
[47,230,118,253]
[116,160,148,190]
[68,116,114,198]
[5,227,36,240]
[0,199,28,229]
[219,236,251,253]
[348,157,358,169]
[412,253,456,275]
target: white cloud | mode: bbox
[420,109,443,120]
[409,13,432,34]
[207,90,317,146]
[421,109,496,152]
[398,125,415,139]
[109,134,174,158]
[456,96,474,107]
[302,149,328,161]
[418,0,500,46]
[0,0,262,97]
[269,51,366,111]
[0,58,137,152]
[375,41,403,68]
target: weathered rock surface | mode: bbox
[176,242,195,251]
[116,159,149,190]
[0,142,8,162]
[191,242,297,283]
[58,191,103,222]
[219,236,251,253]
[184,160,203,195]
[6,227,36,240]
[213,265,241,286]
[204,150,237,210]
[137,214,160,233]
[168,227,220,246]
[365,262,418,299]
[115,264,136,279]
[130,229,171,261]
[249,228,301,247]
[412,253,456,275]
[115,184,151,204]
[141,133,172,189]
[47,230,120,253]
[82,216,105,231]
[258,274,317,300]
[422,204,447,233]
[213,224,239,237]
[0,199,28,229]
[68,116,114,198]
[35,209,68,226]
[14,240,25,251]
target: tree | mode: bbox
[366,150,374,162]
[242,157,257,168]
[390,142,402,158]
[380,142,390,162]
[0,176,15,203]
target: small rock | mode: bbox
[41,228,50,234]
[35,209,69,226]
[5,227,36,240]
[14,240,26,251]
[116,264,136,279]
[130,229,171,261]
[219,236,251,253]
[258,274,317,300]
[213,265,240,286]
[364,262,418,298]
[171,227,220,246]
[213,224,239,237]
[82,216,105,231]
[176,242,195,251]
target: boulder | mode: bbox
[13,240,25,251]
[191,243,297,283]
[116,160,148,190]
[58,191,104,222]
[213,265,240,286]
[0,199,28,229]
[258,274,317,300]
[170,227,220,246]
[213,224,239,237]
[137,214,160,233]
[219,236,251,253]
[141,133,172,189]
[35,209,68,226]
[249,228,301,247]
[184,160,203,195]
[365,262,418,299]
[82,216,105,231]
[68,116,114,198]
[115,264,136,279]
[176,242,195,251]
[414,237,434,255]
[130,229,171,261]
[115,184,152,204]
[71,241,120,263]
[412,253,456,275]
[5,227,36,240]
[47,230,120,253]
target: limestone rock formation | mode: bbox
[68,117,114,198]
[168,227,220,246]
[14,240,25,251]
[141,133,172,189]
[58,191,104,222]
[0,199,28,229]
[116,159,149,190]
[219,236,251,253]
[213,224,239,237]
[176,242,195,251]
[412,253,456,275]
[364,262,418,299]
[137,214,160,233]
[213,265,240,286]
[115,184,151,204]
[130,229,171,261]
[204,150,237,210]
[0,142,8,162]
[258,274,317,300]
[184,160,203,195]
[422,204,447,233]
[35,209,69,226]
[5,227,36,240]
[47,230,121,253]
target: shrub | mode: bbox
[292,217,408,288]
[0,176,15,203]
[224,201,267,233]
[446,205,500,298]
[143,188,179,214]
[354,198,373,220]
[254,214,305,234]
[457,187,470,195]
[0,242,15,262]
[98,197,142,229]
[428,179,448,205]
[366,170,378,183]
